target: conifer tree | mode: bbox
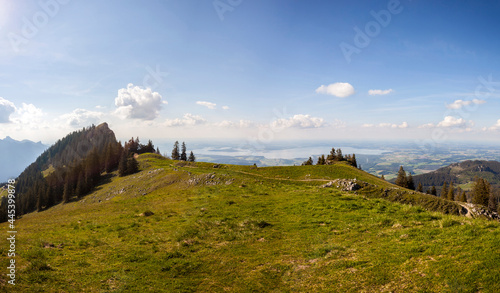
[126,157,139,175]
[75,171,86,198]
[447,182,455,201]
[472,178,490,207]
[302,157,313,165]
[336,148,343,161]
[395,166,408,188]
[431,186,437,196]
[351,154,358,168]
[407,173,415,190]
[118,151,129,177]
[441,182,448,198]
[188,151,196,162]
[326,148,336,163]
[63,178,72,203]
[381,174,385,180]
[417,182,423,192]
[172,141,180,160]
[180,142,187,161]
[459,190,467,202]
[488,194,497,212]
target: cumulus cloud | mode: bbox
[12,103,44,125]
[271,114,326,129]
[368,89,393,96]
[115,83,164,120]
[59,109,104,127]
[216,120,253,128]
[437,116,467,127]
[488,119,500,131]
[0,97,16,123]
[164,113,206,127]
[446,99,485,109]
[196,101,217,110]
[222,106,230,110]
[315,83,355,98]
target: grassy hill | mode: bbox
[1,154,500,292]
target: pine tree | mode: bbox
[302,157,313,165]
[317,155,326,165]
[180,142,187,161]
[488,194,497,212]
[395,166,408,188]
[459,190,467,202]
[118,151,129,177]
[447,182,455,201]
[417,182,423,192]
[156,147,161,155]
[172,141,180,160]
[441,182,448,198]
[326,148,336,163]
[431,186,437,196]
[75,171,86,198]
[336,148,343,161]
[126,157,139,175]
[472,178,490,207]
[381,174,385,180]
[351,154,358,168]
[407,173,415,190]
[188,151,196,162]
[63,178,72,203]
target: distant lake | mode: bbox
[190,144,391,160]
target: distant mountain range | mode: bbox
[0,136,47,182]
[412,160,500,194]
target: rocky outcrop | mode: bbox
[321,179,362,192]
[459,203,500,220]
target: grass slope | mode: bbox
[1,154,499,292]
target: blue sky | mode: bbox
[1,0,500,145]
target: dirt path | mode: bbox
[229,169,331,182]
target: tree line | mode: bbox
[302,148,358,168]
[395,166,499,213]
[0,124,197,222]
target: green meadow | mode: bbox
[1,154,499,292]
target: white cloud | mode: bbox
[222,106,229,110]
[446,99,485,109]
[488,119,500,131]
[368,89,393,96]
[164,113,207,127]
[418,123,435,129]
[12,103,44,125]
[216,120,253,128]
[0,97,16,123]
[271,114,326,129]
[365,122,408,128]
[196,101,217,110]
[115,83,164,120]
[59,109,104,127]
[315,82,355,98]
[437,116,466,127]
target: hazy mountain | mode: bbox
[0,136,47,182]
